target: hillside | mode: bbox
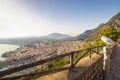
[76,30,93,40]
[106,12,120,28]
[77,12,120,41]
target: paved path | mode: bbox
[109,44,120,80]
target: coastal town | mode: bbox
[0,40,83,70]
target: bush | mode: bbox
[82,42,93,49]
[94,26,119,46]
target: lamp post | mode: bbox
[103,46,110,80]
[101,36,115,80]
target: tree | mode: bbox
[94,26,119,46]
[117,28,120,42]
[82,42,92,49]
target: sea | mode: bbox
[0,44,19,61]
[0,44,35,74]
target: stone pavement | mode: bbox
[109,44,120,80]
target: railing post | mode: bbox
[89,49,91,58]
[97,47,99,54]
[103,46,110,80]
[70,53,74,69]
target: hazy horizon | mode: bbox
[0,0,120,38]
[0,32,74,39]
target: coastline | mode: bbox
[0,44,20,61]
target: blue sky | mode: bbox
[0,0,120,38]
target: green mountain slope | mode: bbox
[77,12,120,41]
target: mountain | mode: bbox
[76,30,93,40]
[106,12,120,28]
[76,12,120,41]
[47,33,71,39]
[0,33,71,45]
[76,23,104,41]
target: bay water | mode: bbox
[0,44,19,61]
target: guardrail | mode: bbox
[0,46,103,80]
[76,55,103,80]
[103,44,116,80]
[75,44,116,80]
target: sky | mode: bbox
[0,0,120,38]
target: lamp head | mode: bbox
[101,36,115,45]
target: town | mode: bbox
[0,40,83,70]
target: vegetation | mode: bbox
[36,56,70,72]
[100,26,119,41]
[82,42,93,49]
[94,26,119,46]
[36,52,85,72]
[117,28,120,43]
